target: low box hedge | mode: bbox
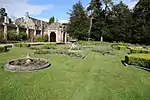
[0,46,7,53]
[34,50,85,59]
[111,44,127,50]
[125,54,150,69]
[14,43,31,47]
[116,42,128,46]
[41,44,57,49]
[130,48,150,54]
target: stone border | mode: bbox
[4,58,51,72]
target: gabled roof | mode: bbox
[49,21,63,29]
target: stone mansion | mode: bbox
[0,12,68,43]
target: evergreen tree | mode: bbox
[87,0,104,41]
[67,1,89,40]
[49,16,55,24]
[132,0,150,44]
[104,1,132,42]
[0,8,7,23]
[101,0,113,41]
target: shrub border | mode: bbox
[124,54,150,70]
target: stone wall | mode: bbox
[0,21,68,43]
[20,28,26,33]
[0,25,4,39]
[29,29,34,41]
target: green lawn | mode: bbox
[0,43,150,100]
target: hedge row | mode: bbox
[0,46,7,53]
[34,50,85,59]
[78,40,105,45]
[14,43,31,47]
[130,48,150,54]
[111,44,127,50]
[125,54,150,69]
[91,49,115,55]
[116,42,128,46]
[41,44,57,49]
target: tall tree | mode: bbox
[87,0,104,41]
[101,0,113,41]
[67,1,89,40]
[49,16,55,24]
[104,1,132,42]
[132,0,150,44]
[0,8,7,23]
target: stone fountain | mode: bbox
[68,39,83,53]
[69,39,77,51]
[4,54,51,72]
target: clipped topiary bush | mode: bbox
[14,43,31,47]
[125,54,150,69]
[130,48,150,54]
[0,46,7,53]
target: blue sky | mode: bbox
[0,0,138,23]
[29,0,89,22]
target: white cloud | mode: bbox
[123,0,138,9]
[113,0,138,9]
[0,0,54,18]
[37,18,49,22]
[59,20,69,23]
[36,18,69,23]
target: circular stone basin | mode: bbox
[4,58,51,72]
